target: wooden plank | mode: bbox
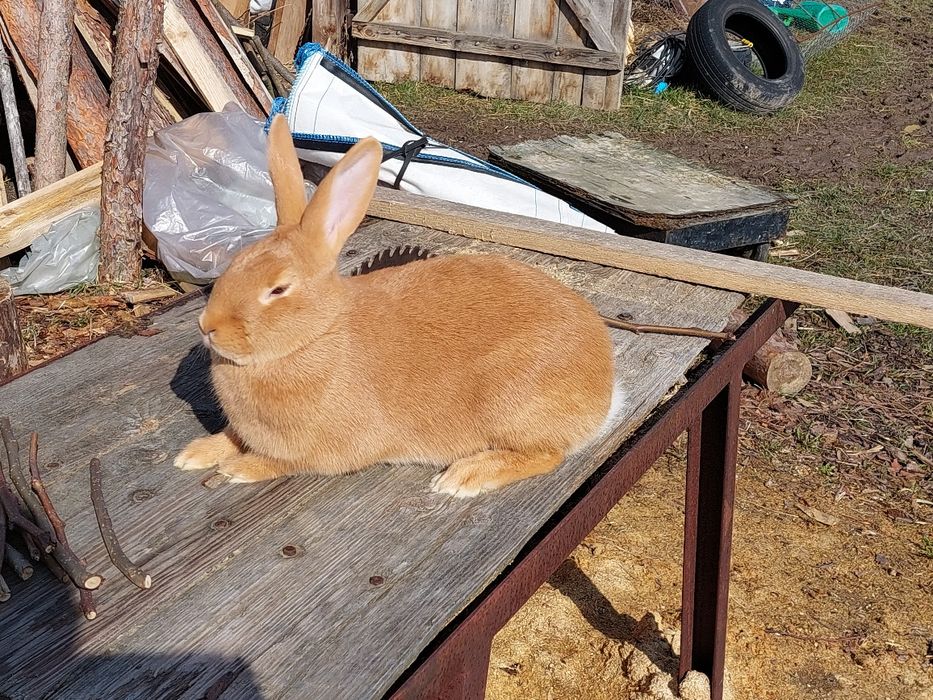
[419,0,456,88]
[0,163,101,257]
[356,0,422,83]
[219,0,250,20]
[193,0,273,111]
[162,0,263,117]
[366,188,933,328]
[511,0,558,103]
[268,0,307,65]
[354,0,391,22]
[602,0,631,110]
[561,0,616,51]
[0,220,741,699]
[551,0,584,104]
[352,21,623,70]
[311,0,349,59]
[490,133,787,222]
[455,0,512,98]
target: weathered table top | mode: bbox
[490,133,790,224]
[0,219,741,700]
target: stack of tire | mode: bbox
[686,0,805,113]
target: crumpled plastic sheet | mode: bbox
[1,207,100,295]
[143,104,312,284]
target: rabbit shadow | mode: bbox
[550,558,679,681]
[0,566,262,700]
[170,345,226,434]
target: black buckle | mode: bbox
[381,136,429,189]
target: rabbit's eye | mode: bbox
[270,286,288,296]
[262,283,292,303]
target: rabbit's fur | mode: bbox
[175,116,618,497]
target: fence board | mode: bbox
[420,0,456,87]
[455,0,513,98]
[358,0,422,82]
[511,0,558,103]
[551,0,584,104]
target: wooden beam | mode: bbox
[366,188,933,329]
[351,21,625,71]
[0,36,30,197]
[269,0,307,65]
[561,0,618,51]
[0,163,101,258]
[354,0,390,22]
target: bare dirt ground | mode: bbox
[5,1,931,697]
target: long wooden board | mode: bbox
[5,168,931,328]
[0,163,102,257]
[367,187,933,328]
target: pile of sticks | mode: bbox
[0,416,150,619]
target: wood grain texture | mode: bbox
[98,0,166,285]
[419,0,457,87]
[268,0,307,65]
[0,162,101,257]
[455,0,513,98]
[0,278,26,380]
[162,0,262,117]
[551,0,584,104]
[218,0,250,20]
[490,133,787,221]
[74,0,179,129]
[351,21,623,70]
[601,0,631,109]
[561,0,616,51]
[0,220,741,699]
[0,0,108,166]
[366,187,933,329]
[193,0,273,111]
[357,0,422,83]
[511,0,558,103]
[311,0,349,59]
[34,0,77,189]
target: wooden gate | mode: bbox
[351,0,631,109]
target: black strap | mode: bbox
[381,136,429,189]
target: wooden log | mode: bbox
[0,162,101,258]
[98,0,166,286]
[0,0,108,166]
[34,0,78,189]
[723,309,811,395]
[0,278,26,381]
[0,39,30,197]
[74,0,180,128]
[365,187,933,329]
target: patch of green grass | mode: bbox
[793,424,822,453]
[917,535,933,560]
[817,462,837,478]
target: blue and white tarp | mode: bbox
[272,43,611,232]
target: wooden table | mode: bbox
[0,218,791,700]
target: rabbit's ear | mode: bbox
[267,114,307,227]
[299,137,383,260]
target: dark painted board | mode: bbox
[489,133,792,226]
[0,220,742,699]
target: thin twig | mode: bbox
[22,533,41,561]
[27,447,102,590]
[89,458,151,589]
[4,543,34,580]
[601,315,733,341]
[249,35,294,84]
[41,552,70,583]
[1,419,57,546]
[0,573,9,602]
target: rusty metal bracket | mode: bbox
[387,298,796,700]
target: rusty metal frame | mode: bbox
[387,298,797,700]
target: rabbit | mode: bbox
[174,114,620,498]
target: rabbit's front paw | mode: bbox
[217,454,281,484]
[175,432,240,471]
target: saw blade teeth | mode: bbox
[349,245,435,277]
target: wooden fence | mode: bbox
[351,0,632,109]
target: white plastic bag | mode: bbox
[143,105,309,284]
[1,207,100,295]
